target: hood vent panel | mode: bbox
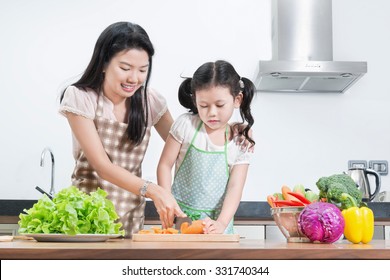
[255,0,367,93]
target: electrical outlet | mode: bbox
[369,160,388,175]
[348,160,367,169]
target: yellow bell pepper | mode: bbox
[342,206,374,244]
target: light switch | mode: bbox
[369,160,388,175]
[348,160,367,169]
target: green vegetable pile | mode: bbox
[18,186,125,236]
[316,173,365,210]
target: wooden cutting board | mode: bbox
[132,234,240,242]
[0,236,13,242]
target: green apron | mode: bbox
[171,121,233,234]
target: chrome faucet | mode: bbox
[40,147,55,196]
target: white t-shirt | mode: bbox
[59,85,167,159]
[169,113,251,174]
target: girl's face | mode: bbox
[195,86,242,132]
[102,48,149,103]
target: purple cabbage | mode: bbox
[298,202,344,243]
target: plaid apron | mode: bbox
[71,93,150,238]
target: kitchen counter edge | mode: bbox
[0,239,389,260]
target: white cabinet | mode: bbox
[264,225,286,241]
[373,225,385,240]
[0,224,19,236]
[385,226,390,240]
[234,225,264,240]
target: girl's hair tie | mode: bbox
[239,79,244,89]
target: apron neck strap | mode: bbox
[190,120,229,151]
[96,92,105,117]
[189,121,203,145]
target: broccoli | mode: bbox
[316,174,365,210]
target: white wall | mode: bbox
[1,0,389,200]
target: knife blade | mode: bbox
[174,216,192,230]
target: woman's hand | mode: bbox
[230,122,255,152]
[202,217,226,234]
[147,183,185,229]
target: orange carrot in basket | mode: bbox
[281,185,300,202]
[267,195,277,207]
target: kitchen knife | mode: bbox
[174,216,192,230]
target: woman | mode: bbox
[59,21,185,237]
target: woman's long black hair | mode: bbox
[60,22,155,145]
[178,60,255,146]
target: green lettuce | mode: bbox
[18,186,125,236]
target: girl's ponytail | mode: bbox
[238,77,256,146]
[178,78,198,113]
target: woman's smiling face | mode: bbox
[102,48,149,103]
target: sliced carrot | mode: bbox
[166,228,179,234]
[287,191,311,205]
[142,226,180,234]
[138,229,153,234]
[151,226,163,234]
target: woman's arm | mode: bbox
[157,134,182,191]
[154,109,174,141]
[65,112,184,228]
[203,164,249,234]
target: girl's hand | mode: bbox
[148,183,185,229]
[202,217,226,234]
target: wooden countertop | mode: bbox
[1,238,389,260]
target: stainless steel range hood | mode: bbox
[255,0,367,93]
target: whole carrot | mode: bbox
[181,220,204,234]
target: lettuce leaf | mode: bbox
[18,186,125,236]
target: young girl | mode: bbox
[157,60,255,234]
